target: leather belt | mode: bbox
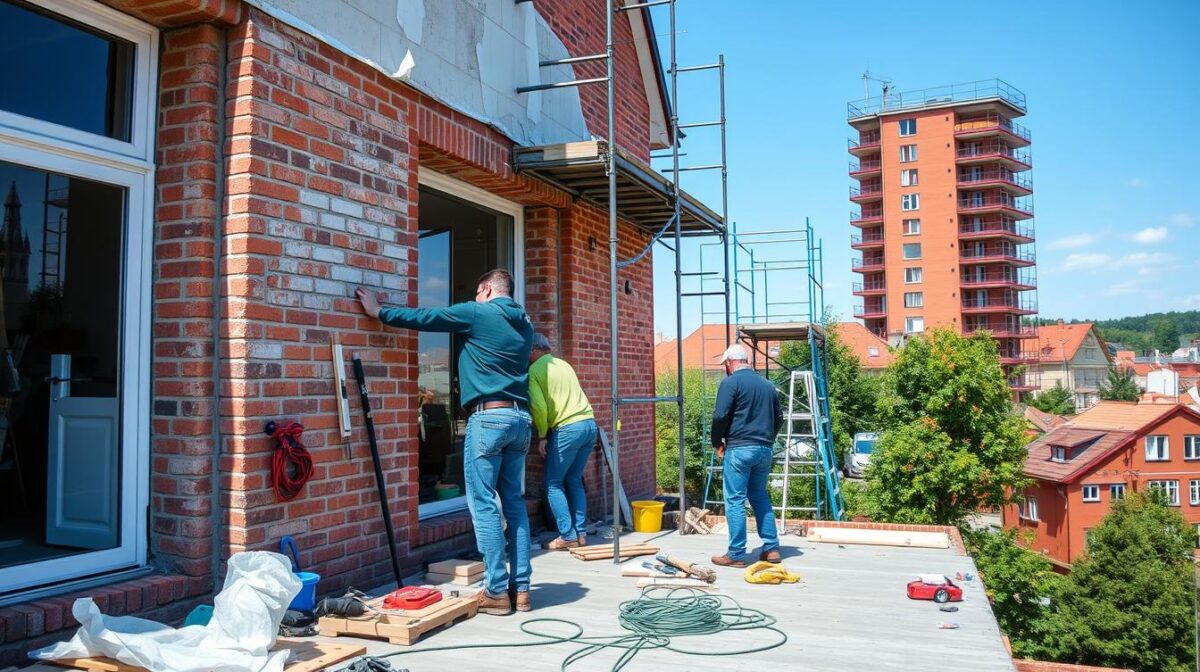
[470,400,522,414]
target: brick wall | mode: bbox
[1013,661,1133,672]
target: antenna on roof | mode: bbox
[862,68,894,106]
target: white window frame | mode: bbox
[1019,494,1039,522]
[415,169,526,521]
[1185,435,1200,461]
[1082,484,1099,502]
[901,193,920,211]
[902,218,920,235]
[1110,484,1125,500]
[900,144,918,162]
[1148,480,1180,506]
[900,168,919,187]
[1191,480,1200,506]
[905,316,925,334]
[1051,446,1067,463]
[1145,435,1169,462]
[904,267,923,284]
[903,292,923,309]
[0,0,158,594]
[899,118,917,136]
[903,243,922,260]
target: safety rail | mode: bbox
[960,269,1037,288]
[958,194,1034,217]
[847,133,881,151]
[849,78,1026,118]
[954,113,1031,142]
[852,280,886,293]
[851,256,885,271]
[851,231,884,245]
[849,158,882,174]
[957,169,1032,191]
[849,183,882,200]
[959,217,1035,240]
[960,245,1036,263]
[956,143,1032,167]
[853,304,886,319]
[962,295,1039,312]
[850,207,883,223]
[964,322,1038,338]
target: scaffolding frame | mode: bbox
[516,0,730,560]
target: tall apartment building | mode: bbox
[848,79,1039,392]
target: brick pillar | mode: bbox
[151,24,223,587]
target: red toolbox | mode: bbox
[383,586,443,611]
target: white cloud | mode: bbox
[1048,233,1096,249]
[1104,281,1140,296]
[1132,226,1168,244]
[1060,253,1111,271]
[1168,212,1195,228]
[1114,252,1172,268]
[1126,177,1146,188]
[1184,295,1200,307]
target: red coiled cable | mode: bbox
[269,421,313,501]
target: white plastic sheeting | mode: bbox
[31,552,301,672]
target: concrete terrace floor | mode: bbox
[327,528,1016,672]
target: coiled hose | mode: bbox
[384,587,787,672]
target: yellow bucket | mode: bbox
[631,500,665,533]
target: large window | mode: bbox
[1145,435,1169,461]
[1148,480,1180,506]
[903,243,922,260]
[898,119,917,136]
[1185,435,1200,460]
[900,169,919,187]
[1019,494,1039,522]
[0,0,156,594]
[1110,484,1125,500]
[903,292,923,308]
[1082,485,1099,502]
[899,144,918,163]
[902,218,920,235]
[1192,480,1200,506]
[905,317,925,334]
[904,267,923,284]
[901,193,920,211]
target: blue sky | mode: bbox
[646,0,1200,339]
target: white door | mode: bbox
[45,354,120,549]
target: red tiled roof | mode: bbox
[838,321,893,369]
[654,324,765,372]
[1035,323,1110,364]
[1023,402,1200,483]
[1022,405,1067,433]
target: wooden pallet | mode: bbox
[318,596,478,646]
[48,639,365,672]
[569,544,659,561]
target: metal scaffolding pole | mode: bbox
[605,0,621,561]
[719,54,731,348]
[669,0,686,535]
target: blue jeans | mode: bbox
[463,407,532,596]
[543,418,597,541]
[722,444,779,560]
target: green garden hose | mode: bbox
[382,587,788,672]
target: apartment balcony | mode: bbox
[848,133,881,156]
[998,350,1040,365]
[960,244,1036,266]
[853,303,887,320]
[956,143,1032,171]
[960,269,1037,291]
[957,169,1033,196]
[958,217,1035,243]
[850,183,883,203]
[851,230,884,250]
[850,207,883,227]
[1008,370,1041,391]
[957,194,1034,219]
[852,256,885,273]
[849,158,882,178]
[852,279,887,296]
[961,295,1038,315]
[954,113,1032,146]
[964,322,1039,339]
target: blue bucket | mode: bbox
[280,536,321,612]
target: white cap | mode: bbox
[716,343,750,364]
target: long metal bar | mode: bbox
[606,0,621,562]
[620,395,683,404]
[669,0,687,536]
[516,76,608,94]
[663,164,722,172]
[679,120,722,129]
[719,54,730,347]
[351,355,404,586]
[618,0,671,9]
[677,63,721,72]
[540,53,608,67]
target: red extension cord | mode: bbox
[270,421,314,501]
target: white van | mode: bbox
[844,432,879,478]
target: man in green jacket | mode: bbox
[527,334,597,550]
[357,269,534,615]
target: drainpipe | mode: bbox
[209,27,230,593]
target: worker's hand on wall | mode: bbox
[355,287,382,319]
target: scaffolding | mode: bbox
[515,0,729,559]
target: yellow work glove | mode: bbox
[743,561,801,585]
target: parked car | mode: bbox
[906,575,963,603]
[843,432,878,478]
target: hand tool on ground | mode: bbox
[352,354,403,586]
[654,551,717,583]
[642,560,680,576]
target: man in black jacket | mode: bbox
[709,343,782,567]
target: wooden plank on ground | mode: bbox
[806,527,949,549]
[48,639,365,672]
[425,570,483,586]
[619,559,681,578]
[319,596,478,646]
[635,577,717,590]
[426,559,484,577]
[570,544,659,561]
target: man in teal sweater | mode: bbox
[357,269,534,615]
[527,334,597,550]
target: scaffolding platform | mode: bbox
[737,321,824,343]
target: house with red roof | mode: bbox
[1026,321,1111,410]
[654,322,893,375]
[1002,401,1200,567]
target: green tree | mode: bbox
[1098,366,1140,401]
[1041,493,1195,671]
[1151,317,1183,353]
[863,328,1029,525]
[1026,382,1075,416]
[654,368,710,499]
[772,324,880,464]
[963,528,1061,657]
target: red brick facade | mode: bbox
[0,0,662,661]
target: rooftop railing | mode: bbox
[848,78,1026,119]
[954,113,1032,142]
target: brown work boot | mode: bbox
[711,554,746,568]
[514,591,531,612]
[476,591,513,616]
[543,536,581,551]
[760,549,782,563]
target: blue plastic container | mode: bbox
[280,536,321,611]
